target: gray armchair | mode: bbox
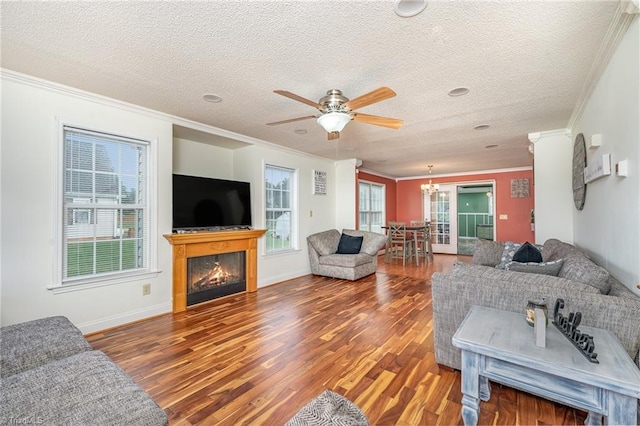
[307,229,388,281]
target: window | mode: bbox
[358,181,385,233]
[60,126,150,285]
[265,165,296,252]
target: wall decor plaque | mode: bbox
[313,170,327,195]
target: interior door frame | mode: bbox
[423,179,496,254]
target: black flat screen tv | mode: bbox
[172,174,252,231]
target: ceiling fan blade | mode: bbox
[266,115,316,126]
[352,113,403,129]
[273,90,323,110]
[327,131,340,141]
[344,87,397,111]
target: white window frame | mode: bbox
[52,120,159,293]
[358,180,386,233]
[264,163,298,254]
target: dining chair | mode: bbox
[410,220,434,262]
[385,221,415,266]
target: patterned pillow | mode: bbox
[495,241,522,269]
[506,259,564,276]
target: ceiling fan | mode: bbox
[266,86,403,140]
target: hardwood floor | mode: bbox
[87,255,587,425]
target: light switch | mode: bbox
[309,210,313,217]
[499,214,508,220]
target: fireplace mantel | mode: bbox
[164,229,266,312]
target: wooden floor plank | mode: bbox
[87,254,584,425]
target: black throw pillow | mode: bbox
[336,233,364,254]
[512,241,543,263]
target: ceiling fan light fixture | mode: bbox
[317,112,351,133]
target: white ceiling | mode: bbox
[1,1,620,177]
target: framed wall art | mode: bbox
[510,178,530,198]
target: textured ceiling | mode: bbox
[0,1,619,177]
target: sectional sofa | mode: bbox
[0,316,167,425]
[431,238,640,372]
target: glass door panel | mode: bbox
[423,184,458,254]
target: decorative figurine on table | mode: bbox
[526,298,548,347]
[552,298,599,363]
[525,298,548,327]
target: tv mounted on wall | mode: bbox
[172,174,252,231]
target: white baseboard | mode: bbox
[258,268,310,288]
[78,302,172,334]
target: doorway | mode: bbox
[457,184,495,255]
[423,181,495,255]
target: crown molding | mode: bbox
[396,166,533,181]
[0,68,334,164]
[528,128,571,144]
[567,1,638,130]
[357,168,398,181]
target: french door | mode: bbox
[423,184,458,254]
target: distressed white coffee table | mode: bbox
[452,305,640,426]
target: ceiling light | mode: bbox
[485,144,498,149]
[317,112,351,133]
[448,87,469,97]
[474,124,490,130]
[420,164,440,195]
[202,93,222,103]
[294,129,307,134]
[394,0,428,17]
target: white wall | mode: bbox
[1,74,174,332]
[172,137,234,179]
[1,72,352,331]
[572,16,640,294]
[530,129,574,244]
[232,145,337,286]
[334,159,358,230]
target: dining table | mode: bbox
[382,224,428,266]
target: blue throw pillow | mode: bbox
[336,233,363,254]
[512,241,543,263]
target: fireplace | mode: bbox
[187,251,246,306]
[164,229,266,312]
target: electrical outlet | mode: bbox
[142,283,151,296]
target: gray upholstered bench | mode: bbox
[0,316,167,425]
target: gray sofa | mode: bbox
[0,316,167,425]
[307,229,388,281]
[432,238,640,372]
